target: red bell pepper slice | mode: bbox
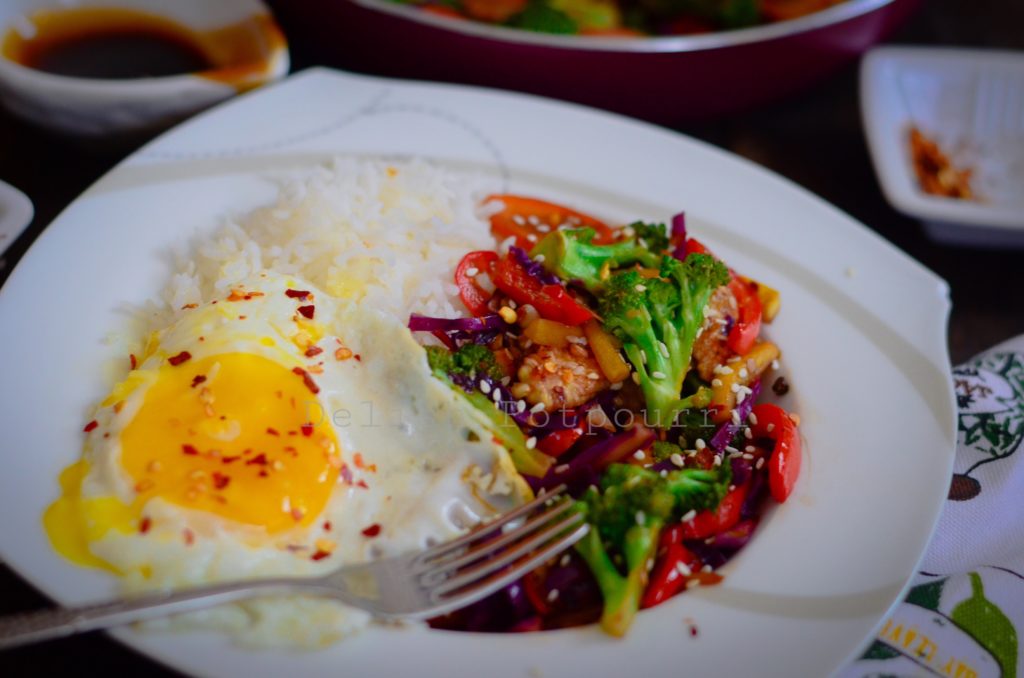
[486,195,617,250]
[750,403,802,503]
[681,482,748,541]
[641,524,700,609]
[454,250,499,316]
[683,237,711,258]
[726,277,763,355]
[537,426,585,457]
[493,253,595,325]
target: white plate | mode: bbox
[0,68,956,677]
[861,47,1024,246]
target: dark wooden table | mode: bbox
[1,1,1021,674]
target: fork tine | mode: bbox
[428,510,586,598]
[413,485,567,567]
[423,518,589,615]
[415,499,575,579]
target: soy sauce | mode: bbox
[24,28,212,79]
[2,8,215,80]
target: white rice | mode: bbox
[154,157,498,332]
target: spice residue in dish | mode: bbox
[908,126,976,200]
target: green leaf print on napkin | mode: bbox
[951,572,1018,678]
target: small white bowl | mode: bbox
[0,178,33,267]
[0,0,289,138]
[861,46,1024,247]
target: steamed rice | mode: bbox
[152,157,498,334]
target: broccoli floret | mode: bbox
[651,440,682,462]
[630,221,670,255]
[509,1,578,33]
[426,344,503,381]
[574,462,731,636]
[599,253,729,428]
[529,226,665,292]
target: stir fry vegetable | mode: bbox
[411,194,802,637]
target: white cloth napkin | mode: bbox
[843,336,1024,678]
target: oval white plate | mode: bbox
[0,68,955,677]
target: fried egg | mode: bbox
[46,271,525,646]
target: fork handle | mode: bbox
[0,578,299,651]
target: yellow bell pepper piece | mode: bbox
[523,318,583,348]
[740,276,781,323]
[583,320,630,383]
[709,341,781,423]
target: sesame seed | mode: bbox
[537,225,551,234]
[547,589,559,603]
[731,410,741,425]
[712,378,723,387]
[635,510,646,525]
[480,380,492,394]
[566,334,587,345]
[714,364,733,375]
[744,427,753,439]
[688,579,701,589]
[730,383,740,393]
[501,376,511,386]
[560,554,571,567]
[555,464,569,474]
[743,453,754,460]
[526,234,538,243]
[530,402,545,414]
[748,412,758,425]
[635,284,647,292]
[492,389,502,402]
[631,372,640,385]
[670,453,685,467]
[738,367,749,379]
[756,457,765,469]
[695,439,706,450]
[713,454,722,466]
[633,450,645,460]
[465,267,479,276]
[771,359,780,370]
[682,509,697,522]
[725,445,739,454]
[651,371,667,380]
[658,341,670,358]
[527,215,540,226]
[676,562,692,576]
[516,400,527,413]
[660,470,668,477]
[587,371,601,380]
[512,215,526,225]
[640,349,648,364]
[736,391,746,404]
[526,436,537,450]
[610,382,624,391]
[745,445,755,452]
[767,422,775,432]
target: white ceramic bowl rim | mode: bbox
[354,0,900,53]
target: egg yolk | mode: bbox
[120,353,340,533]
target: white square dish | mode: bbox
[861,46,1024,246]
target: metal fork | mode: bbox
[0,486,587,650]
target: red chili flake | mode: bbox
[285,289,311,300]
[356,479,369,489]
[354,354,362,362]
[245,453,268,466]
[258,470,269,477]
[190,374,207,388]
[361,524,381,538]
[266,427,280,436]
[83,420,98,433]
[291,507,306,521]
[339,465,353,484]
[689,624,699,638]
[300,422,314,437]
[323,521,332,531]
[168,351,192,366]
[182,444,199,456]
[305,346,324,358]
[284,445,297,456]
[181,303,198,310]
[221,456,240,464]
[183,529,195,546]
[238,315,247,320]
[292,367,320,394]
[297,305,315,319]
[139,517,152,534]
[311,550,330,561]
[212,472,230,490]
[129,354,137,370]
